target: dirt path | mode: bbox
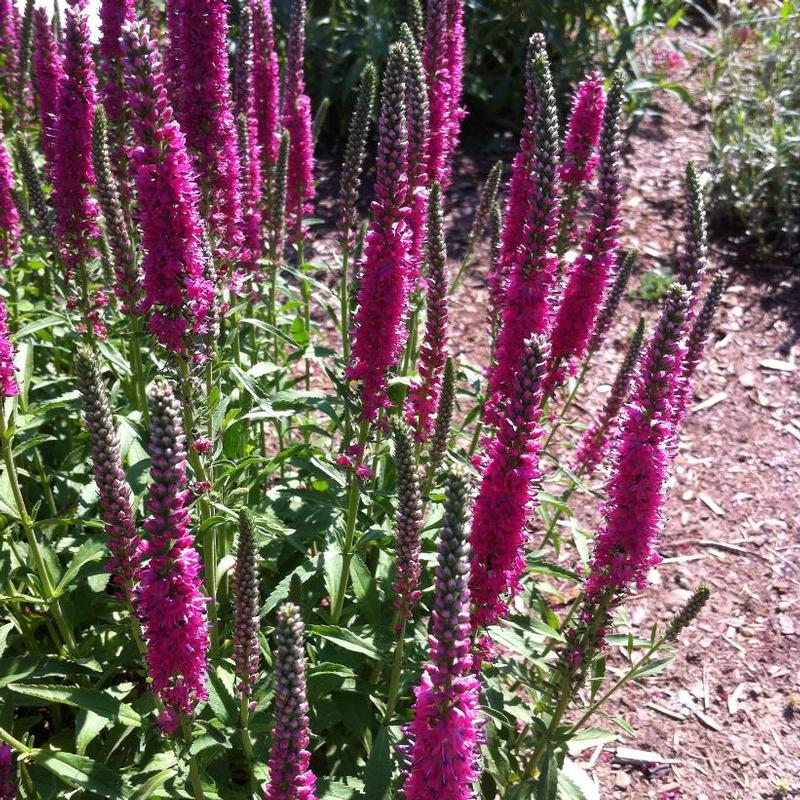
[447,65,800,799]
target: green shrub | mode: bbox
[705,0,800,255]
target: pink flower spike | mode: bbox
[0,129,20,269]
[171,0,243,265]
[559,71,606,192]
[586,285,690,598]
[470,337,548,630]
[0,298,19,398]
[252,0,280,173]
[281,0,315,242]
[347,43,413,423]
[484,43,560,423]
[122,20,215,354]
[32,8,63,173]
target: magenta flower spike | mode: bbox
[401,25,431,286]
[405,182,448,441]
[234,3,262,270]
[545,71,624,393]
[0,744,15,800]
[422,0,465,190]
[0,298,19,398]
[470,337,548,629]
[495,35,545,305]
[135,382,210,734]
[122,20,215,353]
[0,130,20,269]
[32,7,63,172]
[171,0,243,264]
[585,285,690,598]
[401,473,483,800]
[263,603,318,800]
[347,43,413,423]
[559,71,606,193]
[75,349,140,603]
[53,0,100,276]
[282,0,315,242]
[0,0,19,105]
[253,0,280,173]
[98,0,134,141]
[485,44,560,423]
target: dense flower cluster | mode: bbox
[391,424,424,619]
[546,71,625,391]
[135,382,210,733]
[232,509,260,697]
[0,0,18,104]
[401,473,482,800]
[586,285,690,597]
[485,45,560,422]
[32,7,62,172]
[0,130,19,269]
[0,297,17,398]
[122,20,215,352]
[53,0,100,275]
[253,0,281,175]
[406,183,449,440]
[470,336,548,628]
[559,71,606,191]
[0,744,15,800]
[422,0,466,190]
[282,0,315,239]
[75,349,140,603]
[172,0,243,262]
[347,43,412,422]
[264,602,318,800]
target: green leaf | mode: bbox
[33,750,128,799]
[75,708,110,755]
[55,539,106,593]
[128,767,174,800]
[0,656,99,688]
[0,621,15,657]
[363,726,392,800]
[14,315,64,339]
[9,684,142,727]
[308,625,382,661]
[323,543,343,618]
[534,747,559,800]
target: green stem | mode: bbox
[0,725,33,755]
[177,361,218,646]
[0,410,76,654]
[329,419,370,624]
[339,246,351,362]
[180,716,206,800]
[383,614,407,723]
[239,694,258,793]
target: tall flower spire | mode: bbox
[234,1,262,270]
[677,161,708,316]
[98,0,134,171]
[559,71,606,194]
[485,43,560,422]
[53,0,100,273]
[252,0,280,177]
[546,71,625,393]
[135,382,210,734]
[347,43,412,423]
[0,0,19,107]
[392,424,424,620]
[405,182,449,441]
[0,129,19,269]
[401,472,483,800]
[0,297,18,398]
[75,348,140,603]
[232,509,260,697]
[470,337,548,629]
[32,7,63,172]
[171,0,243,263]
[586,285,690,597]
[281,0,315,241]
[122,20,215,353]
[495,35,546,300]
[263,602,318,800]
[422,0,465,190]
[574,317,646,477]
[400,23,430,283]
